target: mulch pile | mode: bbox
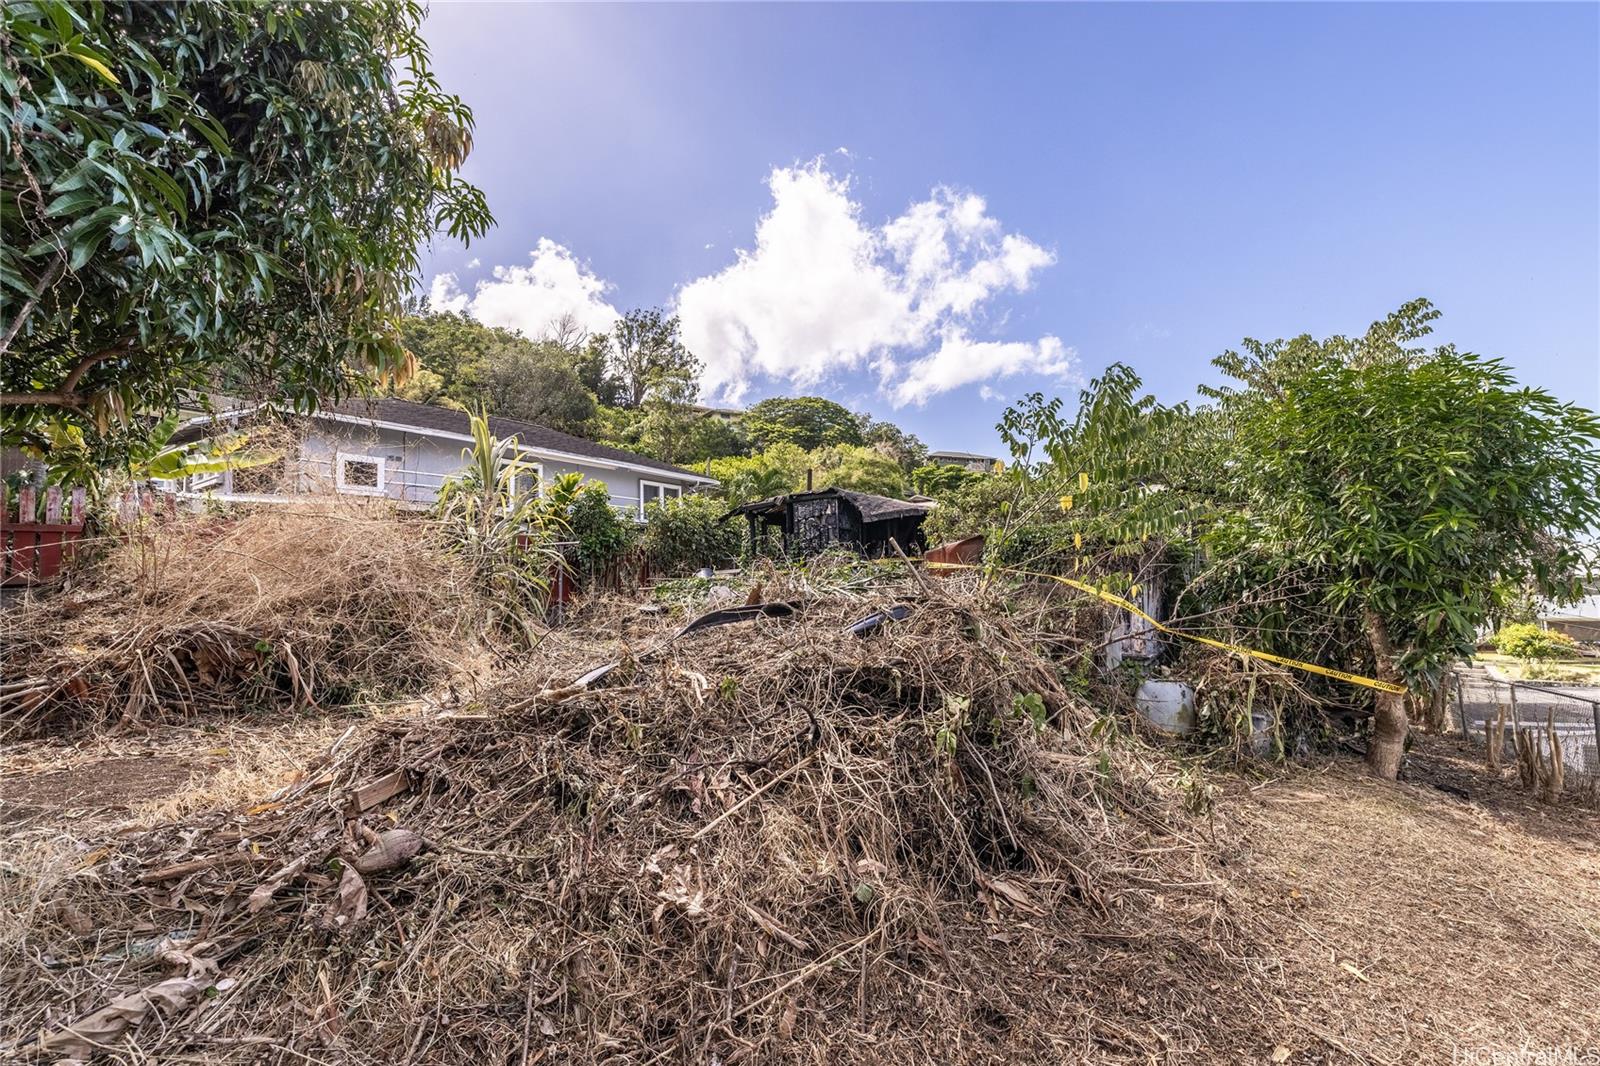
[0,577,1280,1064]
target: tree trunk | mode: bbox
[1363,609,1407,779]
[1419,680,1448,734]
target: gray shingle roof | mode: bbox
[928,450,999,462]
[173,397,713,482]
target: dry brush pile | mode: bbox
[0,576,1274,1064]
[1,505,488,738]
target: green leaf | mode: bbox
[68,229,107,271]
[185,113,231,156]
[45,187,100,218]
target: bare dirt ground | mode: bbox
[1220,736,1600,1064]
[0,713,364,834]
[3,723,1595,1064]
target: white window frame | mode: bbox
[512,460,544,500]
[335,452,387,496]
[638,478,682,519]
[190,471,222,492]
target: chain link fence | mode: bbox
[1449,666,1600,787]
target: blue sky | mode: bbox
[418,2,1599,455]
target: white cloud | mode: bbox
[427,238,620,339]
[892,331,1075,407]
[430,162,1068,408]
[676,161,1061,406]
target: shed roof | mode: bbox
[723,487,933,524]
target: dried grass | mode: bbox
[130,718,355,824]
[1,503,492,738]
[1227,744,1600,1062]
[0,836,84,952]
[0,579,1268,1064]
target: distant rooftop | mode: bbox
[1541,595,1600,621]
[928,449,999,462]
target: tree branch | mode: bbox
[61,341,132,394]
[0,391,88,408]
[0,256,67,357]
[0,340,135,410]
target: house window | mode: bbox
[232,458,285,496]
[638,479,681,519]
[189,471,221,492]
[512,462,543,500]
[335,452,386,495]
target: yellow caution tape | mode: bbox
[924,562,1407,695]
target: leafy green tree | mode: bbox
[708,448,804,504]
[601,308,697,410]
[632,365,702,465]
[1208,302,1600,776]
[593,404,646,454]
[399,312,526,402]
[745,396,864,451]
[857,414,927,470]
[397,313,598,434]
[911,463,981,496]
[683,413,752,464]
[812,444,908,498]
[574,333,624,408]
[1009,301,1600,779]
[481,342,598,436]
[1,0,491,451]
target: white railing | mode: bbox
[159,456,648,513]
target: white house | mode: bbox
[1539,595,1600,643]
[164,396,716,517]
[927,449,1000,474]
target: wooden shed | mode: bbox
[723,488,932,559]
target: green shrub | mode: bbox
[641,494,742,575]
[920,474,1016,545]
[910,463,980,497]
[433,414,576,644]
[567,483,639,576]
[1492,623,1578,661]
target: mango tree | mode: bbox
[1,0,491,452]
[1207,301,1600,777]
[998,301,1600,779]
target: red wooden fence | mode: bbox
[113,484,178,526]
[1,484,88,585]
[513,536,652,609]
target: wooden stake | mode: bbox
[888,537,936,599]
